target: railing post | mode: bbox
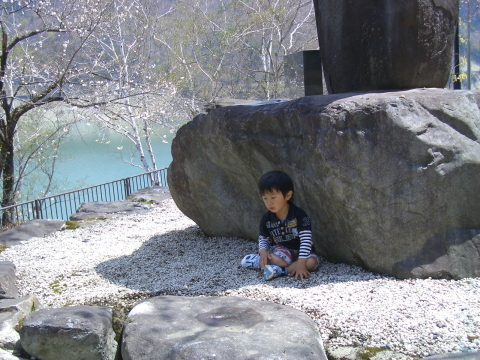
[34,199,42,219]
[124,178,131,198]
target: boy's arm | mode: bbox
[298,229,313,258]
[291,224,313,279]
[258,213,272,270]
[258,235,271,269]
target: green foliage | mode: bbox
[63,221,81,230]
[111,304,135,342]
[14,317,25,333]
[128,198,156,204]
[49,276,66,295]
[14,297,37,333]
[358,347,386,359]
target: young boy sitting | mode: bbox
[241,170,319,280]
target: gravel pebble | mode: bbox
[0,199,479,358]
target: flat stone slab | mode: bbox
[126,186,171,204]
[70,201,152,221]
[0,187,168,242]
[70,187,170,222]
[0,220,65,247]
[122,295,327,360]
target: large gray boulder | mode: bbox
[168,89,480,279]
[313,0,458,93]
[122,296,327,360]
[20,305,117,360]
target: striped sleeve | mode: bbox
[298,230,313,258]
[258,235,271,251]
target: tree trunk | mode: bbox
[1,138,15,224]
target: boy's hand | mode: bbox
[259,249,270,270]
[289,258,310,280]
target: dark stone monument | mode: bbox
[313,0,459,93]
[284,50,324,98]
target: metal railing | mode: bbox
[0,168,168,224]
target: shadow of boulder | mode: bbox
[95,226,384,296]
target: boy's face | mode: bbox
[261,189,293,216]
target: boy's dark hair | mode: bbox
[258,171,294,201]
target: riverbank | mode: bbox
[0,198,478,358]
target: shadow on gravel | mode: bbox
[95,226,389,296]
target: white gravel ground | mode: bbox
[0,199,479,358]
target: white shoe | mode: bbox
[263,265,281,280]
[241,254,260,269]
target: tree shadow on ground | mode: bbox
[95,225,389,297]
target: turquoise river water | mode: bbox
[26,122,174,200]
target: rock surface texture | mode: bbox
[126,186,170,204]
[0,219,65,246]
[70,201,152,221]
[20,305,117,360]
[313,0,458,93]
[0,295,41,351]
[122,296,327,360]
[168,89,480,280]
[0,262,18,299]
